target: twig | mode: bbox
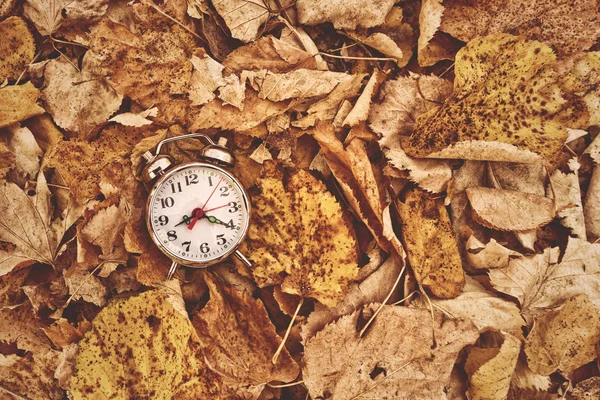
[267,380,305,388]
[318,52,396,62]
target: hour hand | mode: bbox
[174,215,192,227]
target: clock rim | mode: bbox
[145,161,251,268]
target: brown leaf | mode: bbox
[192,273,299,398]
[548,169,586,239]
[489,237,600,317]
[414,276,524,337]
[223,35,318,73]
[69,290,221,399]
[465,333,521,400]
[244,162,358,307]
[63,268,107,307]
[342,70,386,128]
[417,0,444,66]
[0,82,45,128]
[465,236,521,270]
[5,124,43,185]
[0,17,35,82]
[0,350,63,399]
[296,0,395,29]
[42,318,91,348]
[397,186,465,299]
[572,377,600,399]
[24,0,108,37]
[302,305,479,400]
[466,187,555,232]
[404,34,589,164]
[524,294,600,375]
[562,51,600,127]
[212,0,268,43]
[440,0,600,59]
[41,55,123,137]
[585,166,600,240]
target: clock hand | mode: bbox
[200,178,222,212]
[187,208,205,230]
[203,203,230,213]
[205,214,236,229]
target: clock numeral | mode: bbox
[171,182,182,193]
[182,241,191,252]
[157,215,169,226]
[167,230,177,241]
[208,176,214,187]
[225,219,236,230]
[185,174,198,186]
[216,234,226,245]
[228,202,240,213]
[220,186,230,197]
[160,197,175,208]
[200,242,210,254]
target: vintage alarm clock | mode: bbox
[140,133,252,280]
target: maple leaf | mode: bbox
[41,55,123,137]
[440,0,600,59]
[244,162,358,307]
[296,0,395,29]
[524,294,600,375]
[0,82,45,128]
[0,17,35,82]
[403,34,589,164]
[414,276,525,337]
[489,237,600,317]
[466,186,555,232]
[69,289,221,399]
[465,333,521,400]
[397,186,465,298]
[302,305,479,399]
[191,273,299,398]
[0,172,79,276]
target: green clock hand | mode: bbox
[206,214,236,229]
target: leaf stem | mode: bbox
[272,296,304,365]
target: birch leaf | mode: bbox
[212,0,268,43]
[404,34,589,164]
[466,187,555,232]
[303,305,479,400]
[244,162,358,307]
[69,290,221,399]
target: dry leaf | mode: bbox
[64,268,107,307]
[465,333,521,400]
[511,355,551,391]
[0,350,63,399]
[404,34,589,164]
[192,273,299,398]
[0,303,52,353]
[572,377,600,399]
[489,237,600,317]
[41,55,123,137]
[397,186,465,299]
[417,0,444,66]
[0,82,45,128]
[562,51,600,128]
[223,35,318,73]
[415,276,524,337]
[524,294,600,375]
[440,0,600,59]
[0,172,77,276]
[585,166,600,240]
[548,169,586,239]
[465,236,521,270]
[466,187,555,232]
[303,305,479,400]
[244,162,358,307]
[296,0,395,29]
[342,70,386,128]
[42,318,90,348]
[5,124,42,185]
[69,290,221,399]
[108,107,158,127]
[24,0,108,37]
[212,0,268,43]
[0,17,35,82]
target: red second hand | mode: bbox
[203,203,230,213]
[188,178,222,231]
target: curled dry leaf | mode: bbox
[548,169,586,239]
[397,186,465,299]
[212,0,268,43]
[414,276,524,337]
[303,305,479,400]
[244,162,358,307]
[417,0,444,66]
[466,186,555,232]
[42,55,123,137]
[489,237,600,317]
[524,294,600,375]
[0,17,35,82]
[585,166,600,240]
[0,82,45,128]
[465,333,521,400]
[440,0,600,59]
[223,35,318,73]
[404,34,589,164]
[69,290,221,399]
[191,273,299,398]
[296,0,395,29]
[109,107,158,127]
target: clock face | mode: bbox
[147,163,250,266]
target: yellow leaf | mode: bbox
[245,162,358,307]
[0,82,45,128]
[404,34,589,164]
[69,290,221,399]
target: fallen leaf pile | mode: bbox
[1,0,600,398]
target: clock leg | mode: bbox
[234,250,252,267]
[167,261,179,280]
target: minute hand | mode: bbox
[205,214,235,229]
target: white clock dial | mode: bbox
[147,163,250,265]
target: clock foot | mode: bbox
[167,261,179,280]
[234,250,252,267]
